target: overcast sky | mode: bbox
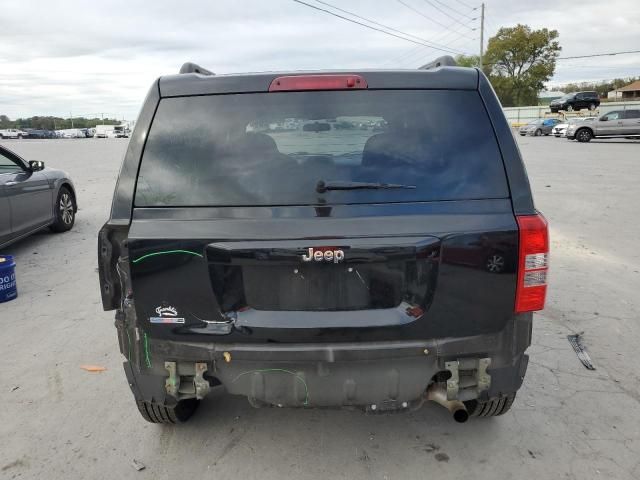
[1,0,639,120]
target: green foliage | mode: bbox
[485,24,561,107]
[455,54,480,68]
[0,115,120,130]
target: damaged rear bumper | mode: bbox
[122,314,532,410]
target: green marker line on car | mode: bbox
[132,249,203,264]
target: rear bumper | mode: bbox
[122,314,532,409]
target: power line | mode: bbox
[406,16,480,62]
[397,0,476,40]
[430,0,477,19]
[557,50,640,60]
[292,0,465,54]
[383,27,471,66]
[453,0,478,9]
[421,0,477,28]
[383,14,479,66]
[483,50,640,67]
[311,0,464,51]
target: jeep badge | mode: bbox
[301,247,345,264]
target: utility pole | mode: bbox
[70,111,74,129]
[479,3,485,70]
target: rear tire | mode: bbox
[465,393,516,417]
[575,128,593,143]
[589,103,596,111]
[50,187,76,232]
[136,399,199,424]
[567,105,574,112]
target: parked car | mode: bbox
[549,91,600,113]
[519,118,560,136]
[23,129,56,139]
[0,145,77,249]
[59,129,86,139]
[566,109,640,142]
[552,117,596,137]
[98,58,548,425]
[0,128,29,139]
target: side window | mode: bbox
[603,111,621,121]
[624,110,640,119]
[575,93,584,100]
[0,152,24,174]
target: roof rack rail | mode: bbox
[179,62,215,76]
[419,55,457,70]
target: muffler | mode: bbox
[426,384,469,423]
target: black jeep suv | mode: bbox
[98,58,548,424]
[549,91,600,113]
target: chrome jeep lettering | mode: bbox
[301,247,345,263]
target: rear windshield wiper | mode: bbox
[316,180,416,193]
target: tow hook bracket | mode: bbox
[164,361,211,400]
[445,360,459,400]
[476,358,492,391]
[165,361,179,397]
[444,357,491,401]
[194,362,210,400]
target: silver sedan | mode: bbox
[0,144,77,249]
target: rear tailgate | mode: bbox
[127,200,517,343]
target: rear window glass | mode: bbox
[135,90,508,207]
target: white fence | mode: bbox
[503,100,640,124]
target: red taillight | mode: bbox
[269,74,368,92]
[515,213,549,313]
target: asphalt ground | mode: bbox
[1,135,639,480]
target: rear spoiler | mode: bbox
[179,62,215,76]
[419,55,457,70]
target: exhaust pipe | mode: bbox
[426,384,469,423]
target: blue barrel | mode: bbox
[0,255,17,303]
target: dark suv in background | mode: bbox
[98,58,549,425]
[550,91,600,112]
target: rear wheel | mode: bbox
[576,128,593,143]
[135,399,199,424]
[50,187,76,232]
[464,393,516,417]
[589,103,596,111]
[534,129,542,136]
[567,105,574,112]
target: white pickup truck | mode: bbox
[0,128,29,139]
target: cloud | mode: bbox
[1,0,639,119]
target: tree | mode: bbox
[455,54,480,68]
[484,25,561,107]
[0,115,121,130]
